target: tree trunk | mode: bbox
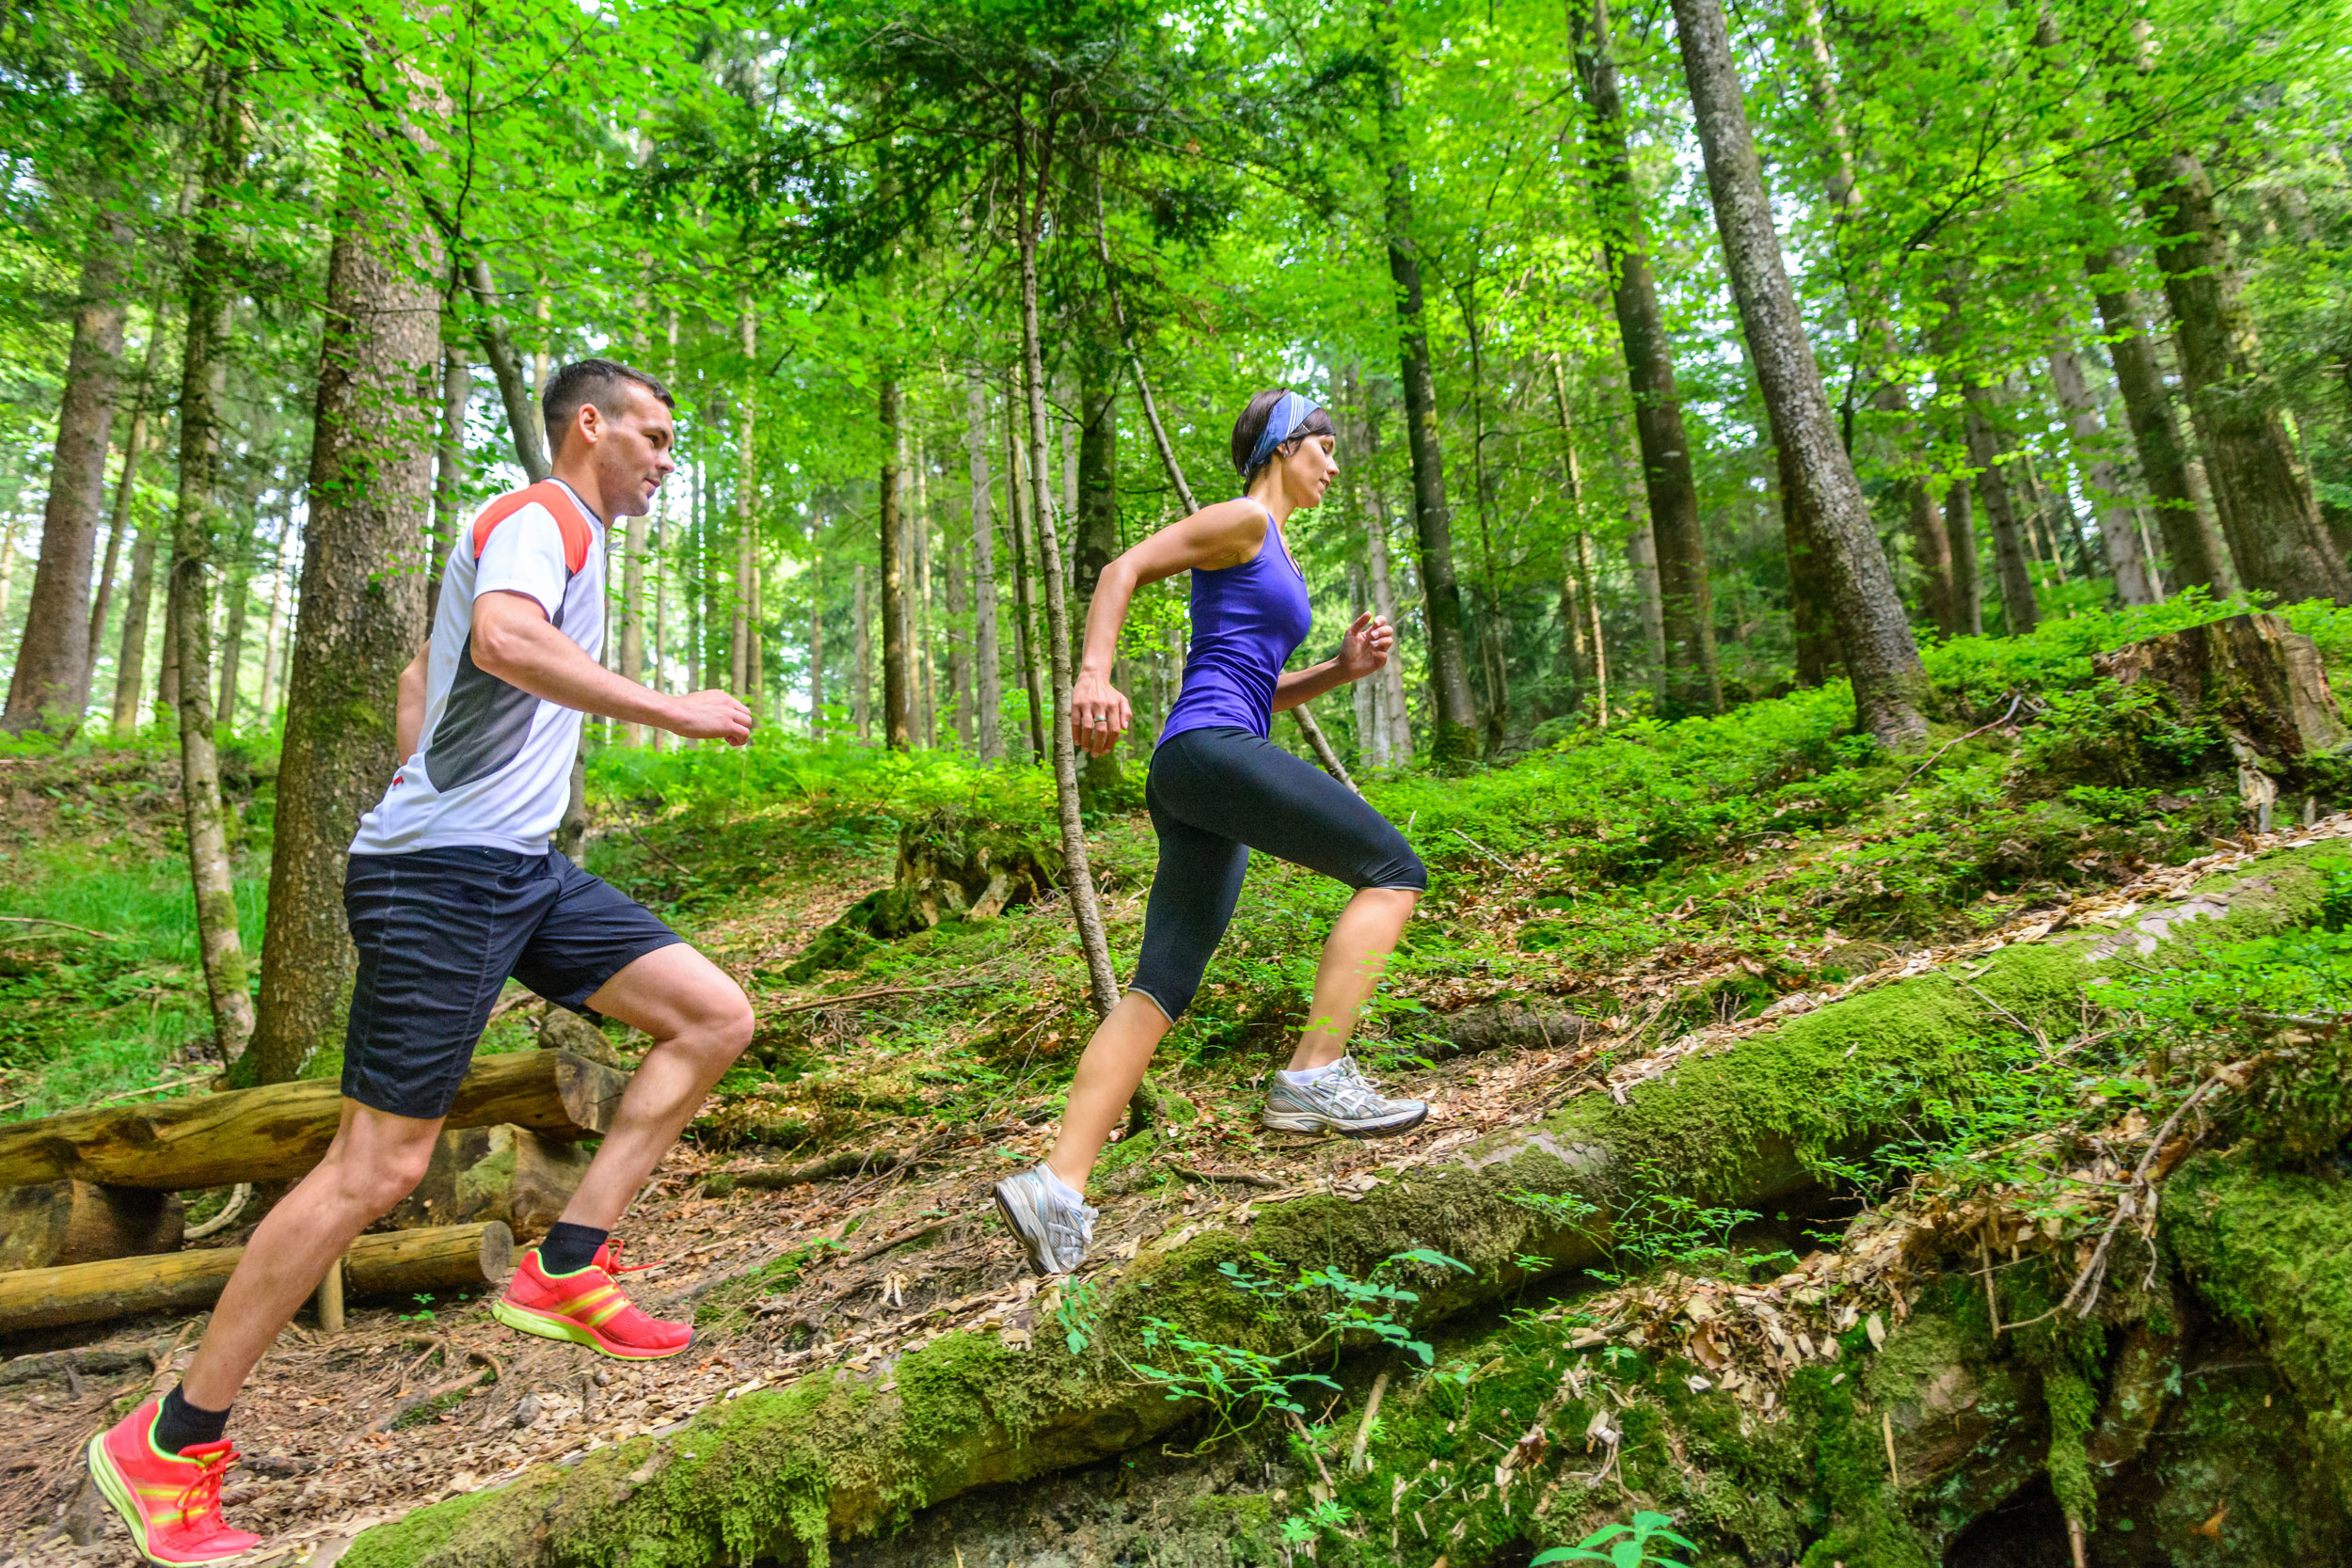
[1883,387,1960,637]
[1006,379,1048,763]
[1573,0,1721,715]
[808,542,825,739]
[463,258,550,483]
[1374,0,1479,763]
[914,442,935,745]
[1625,504,1670,686]
[4,207,130,732]
[852,561,871,741]
[1016,119,1119,1018]
[84,303,169,705]
[2135,146,2352,604]
[214,509,257,736]
[618,460,649,745]
[1960,390,2040,635]
[2088,245,2224,594]
[110,523,158,736]
[1778,437,1839,687]
[967,367,1003,763]
[167,66,255,1066]
[427,341,469,620]
[1668,0,1929,744]
[1073,331,1122,792]
[2048,340,2158,604]
[1348,378,1415,764]
[245,103,442,1086]
[1944,480,1982,636]
[945,486,971,748]
[252,517,289,724]
[879,373,911,750]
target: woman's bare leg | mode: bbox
[1285,886,1418,1072]
[1043,991,1172,1192]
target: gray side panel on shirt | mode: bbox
[422,630,542,791]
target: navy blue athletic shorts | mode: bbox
[341,846,681,1118]
[1129,725,1427,1022]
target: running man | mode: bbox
[88,358,756,1565]
[993,388,1429,1277]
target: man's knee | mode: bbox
[329,1136,438,1216]
[689,974,755,1063]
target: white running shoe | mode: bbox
[1262,1055,1429,1137]
[993,1164,1099,1276]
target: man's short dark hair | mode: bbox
[543,358,674,455]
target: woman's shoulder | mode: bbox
[1180,498,1272,572]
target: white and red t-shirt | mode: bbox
[349,479,606,857]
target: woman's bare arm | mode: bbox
[1069,500,1272,756]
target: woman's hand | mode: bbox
[1070,670,1132,756]
[1335,612,1396,681]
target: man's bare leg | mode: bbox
[180,1103,445,1408]
[553,942,754,1230]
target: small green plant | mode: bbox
[395,1291,437,1323]
[1131,1249,1469,1445]
[1532,1510,1699,1566]
[1055,1274,1100,1355]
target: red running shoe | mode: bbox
[85,1399,260,1566]
[490,1238,693,1359]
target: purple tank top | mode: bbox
[1160,505,1313,744]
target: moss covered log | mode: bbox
[342,843,2343,1568]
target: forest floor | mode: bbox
[3,598,2350,1567]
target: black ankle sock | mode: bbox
[538,1222,610,1275]
[153,1386,230,1454]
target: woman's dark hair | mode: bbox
[1231,388,1336,483]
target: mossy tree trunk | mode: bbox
[344,843,2344,1568]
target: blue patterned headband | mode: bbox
[1246,390,1322,479]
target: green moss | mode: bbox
[2167,1153,2352,1509]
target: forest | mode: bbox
[3,0,2352,1562]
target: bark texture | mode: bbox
[1944,479,1982,636]
[5,208,131,731]
[245,104,442,1087]
[1574,0,1721,714]
[1960,390,2041,635]
[109,523,158,736]
[1669,0,1928,743]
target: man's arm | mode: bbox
[395,643,429,761]
[471,592,752,745]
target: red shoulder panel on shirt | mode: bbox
[469,481,593,575]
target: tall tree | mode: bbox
[1667,0,1929,744]
[2133,144,2352,604]
[84,300,168,703]
[1571,0,1721,714]
[1959,390,2039,634]
[2047,339,2158,605]
[1372,0,1479,762]
[246,70,441,1085]
[879,371,912,748]
[5,205,132,730]
[169,60,255,1062]
[966,365,1003,762]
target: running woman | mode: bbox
[993,388,1429,1277]
[88,359,757,1565]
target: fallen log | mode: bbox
[0,1180,183,1271]
[0,1050,628,1193]
[2092,610,2349,772]
[340,841,2342,1568]
[0,1222,514,1337]
[389,1125,592,1241]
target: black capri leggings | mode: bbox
[1128,725,1428,1022]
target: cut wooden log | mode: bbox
[1422,1001,1593,1060]
[0,1180,183,1271]
[0,1222,514,1336]
[388,1125,593,1241]
[0,1050,627,1193]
